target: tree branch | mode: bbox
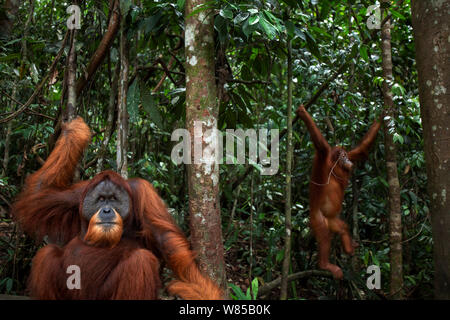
[226,4,403,193]
[0,31,69,124]
[75,0,120,96]
[258,270,332,296]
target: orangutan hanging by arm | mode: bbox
[296,105,382,279]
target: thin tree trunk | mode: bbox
[116,11,129,179]
[185,0,226,292]
[49,0,55,26]
[66,29,77,122]
[280,36,293,300]
[411,0,450,300]
[1,87,15,176]
[97,61,119,173]
[260,270,332,296]
[381,1,403,300]
[249,174,254,286]
[3,1,34,175]
[226,186,240,233]
[19,0,33,74]
[224,9,400,200]
[351,175,360,270]
[75,0,120,96]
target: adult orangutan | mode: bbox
[296,105,382,279]
[12,117,222,300]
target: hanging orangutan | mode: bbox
[12,117,222,300]
[296,104,382,279]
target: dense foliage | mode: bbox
[0,0,432,299]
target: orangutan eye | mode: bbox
[98,196,105,202]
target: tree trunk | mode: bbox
[280,36,293,300]
[75,0,120,96]
[66,29,77,122]
[2,87,14,176]
[381,1,403,299]
[185,0,226,291]
[411,0,450,300]
[0,0,22,39]
[2,1,33,175]
[116,11,129,179]
[351,175,360,270]
[97,60,119,173]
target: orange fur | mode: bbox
[297,105,381,279]
[27,117,91,190]
[29,238,161,299]
[12,117,222,300]
[129,178,223,300]
[84,209,123,248]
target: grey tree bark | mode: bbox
[381,0,403,300]
[411,0,450,299]
[116,10,129,179]
[280,36,293,300]
[185,0,227,292]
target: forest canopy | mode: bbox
[0,0,449,301]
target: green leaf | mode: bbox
[214,15,228,44]
[234,12,249,25]
[187,1,215,18]
[393,133,404,144]
[285,20,295,38]
[177,0,185,11]
[0,53,20,62]
[168,87,186,95]
[141,82,163,129]
[242,19,252,38]
[263,11,282,31]
[360,45,369,62]
[276,249,284,263]
[248,15,260,25]
[319,1,332,20]
[392,83,406,96]
[294,27,306,41]
[390,10,406,20]
[310,26,332,39]
[246,287,251,299]
[259,14,277,40]
[31,63,39,83]
[372,255,379,266]
[251,278,259,300]
[408,191,418,206]
[379,177,389,188]
[363,251,369,265]
[120,0,132,17]
[127,79,140,123]
[350,43,359,59]
[219,8,233,20]
[229,283,250,300]
[305,31,321,60]
[4,38,21,46]
[143,12,162,34]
